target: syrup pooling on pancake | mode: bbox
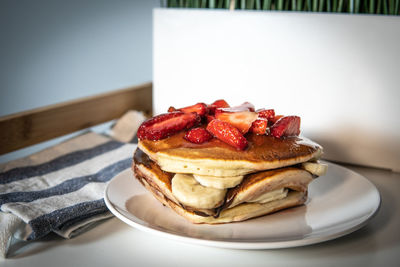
[139,132,320,162]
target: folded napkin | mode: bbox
[0,111,146,258]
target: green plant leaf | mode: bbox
[277,0,284,10]
[354,0,360,12]
[319,0,325,10]
[370,0,376,12]
[338,0,343,11]
[383,0,389,13]
[255,0,261,9]
[263,0,272,9]
[313,0,318,11]
[332,0,337,11]
[247,0,255,8]
[389,0,395,13]
[377,0,382,13]
[326,0,331,11]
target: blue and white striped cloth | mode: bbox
[0,111,144,257]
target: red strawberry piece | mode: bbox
[269,114,284,125]
[137,112,201,141]
[207,106,217,115]
[257,109,275,120]
[207,99,230,115]
[215,110,258,134]
[270,116,301,138]
[217,102,255,113]
[184,127,213,144]
[168,106,177,112]
[178,102,207,116]
[206,115,215,123]
[206,119,248,150]
[250,119,268,135]
[211,99,230,108]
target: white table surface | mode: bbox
[1,164,399,267]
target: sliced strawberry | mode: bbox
[250,119,268,135]
[178,102,207,116]
[216,102,255,113]
[168,106,177,112]
[206,119,248,150]
[207,99,230,115]
[184,127,213,144]
[137,112,201,141]
[257,109,275,120]
[269,114,284,125]
[270,116,301,138]
[215,111,258,134]
[211,99,230,108]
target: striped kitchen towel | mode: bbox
[0,111,145,257]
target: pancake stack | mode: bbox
[132,101,327,224]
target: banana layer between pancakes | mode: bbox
[133,148,314,224]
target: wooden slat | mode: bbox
[0,82,152,155]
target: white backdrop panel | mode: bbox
[153,9,400,171]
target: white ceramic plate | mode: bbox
[105,162,380,249]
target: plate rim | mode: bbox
[104,162,381,249]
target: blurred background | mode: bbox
[0,0,158,117]
[0,0,158,163]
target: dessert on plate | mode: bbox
[132,100,327,224]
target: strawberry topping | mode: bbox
[206,119,248,150]
[217,102,255,113]
[269,114,284,125]
[168,106,177,112]
[250,119,268,135]
[257,109,275,120]
[137,112,201,141]
[215,110,258,134]
[206,115,215,123]
[207,99,230,115]
[184,127,213,144]
[211,99,230,108]
[177,102,207,116]
[270,116,301,138]
[139,101,303,149]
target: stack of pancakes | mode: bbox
[132,131,325,224]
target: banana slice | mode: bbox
[171,173,226,209]
[302,161,328,176]
[248,188,288,204]
[193,174,244,189]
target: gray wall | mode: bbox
[0,0,159,163]
[0,0,158,116]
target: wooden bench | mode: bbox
[0,82,152,155]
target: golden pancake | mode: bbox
[138,131,322,177]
